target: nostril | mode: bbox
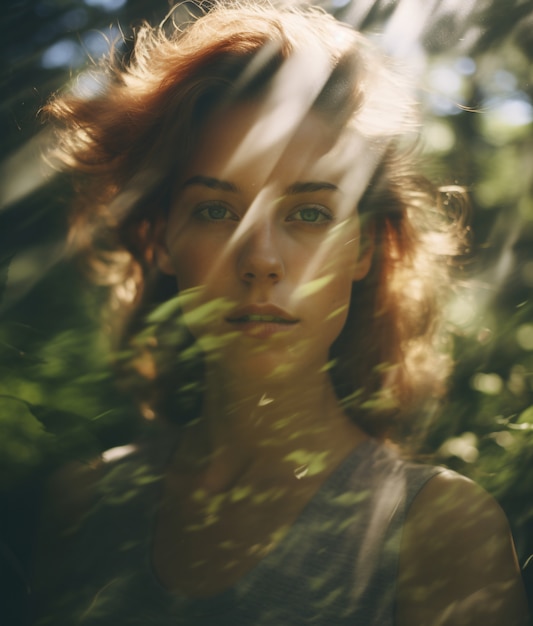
[241,269,280,283]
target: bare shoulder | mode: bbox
[395,469,530,626]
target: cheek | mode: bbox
[319,219,363,278]
[297,271,354,362]
[170,238,236,341]
[323,274,353,331]
[171,238,221,291]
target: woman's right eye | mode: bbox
[194,202,239,222]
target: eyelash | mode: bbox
[193,202,239,222]
[286,205,334,225]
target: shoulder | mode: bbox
[395,469,530,626]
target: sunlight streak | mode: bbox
[0,131,56,211]
[224,45,333,181]
[0,240,66,315]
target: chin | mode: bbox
[211,339,327,385]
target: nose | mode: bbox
[237,220,284,285]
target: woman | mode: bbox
[32,2,529,625]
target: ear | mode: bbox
[153,216,176,276]
[352,218,375,282]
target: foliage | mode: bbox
[1,0,532,581]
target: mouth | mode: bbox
[225,305,299,338]
[226,305,299,325]
[228,314,297,324]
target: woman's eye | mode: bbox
[194,202,238,222]
[287,206,333,224]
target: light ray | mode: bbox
[0,131,56,212]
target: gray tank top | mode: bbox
[33,438,441,625]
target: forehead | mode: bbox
[184,101,356,191]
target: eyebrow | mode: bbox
[182,176,338,196]
[182,175,239,192]
[284,181,339,195]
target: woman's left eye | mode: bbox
[287,206,333,224]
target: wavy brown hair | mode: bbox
[42,1,468,440]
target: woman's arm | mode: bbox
[395,470,529,626]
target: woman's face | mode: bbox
[158,102,373,380]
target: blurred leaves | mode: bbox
[1,0,533,561]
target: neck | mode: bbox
[171,359,368,493]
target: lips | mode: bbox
[226,304,299,325]
[229,313,296,324]
[225,305,299,338]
